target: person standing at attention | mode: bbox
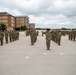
[45,29,52,50]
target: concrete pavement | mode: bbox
[0,31,76,75]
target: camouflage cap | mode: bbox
[46,28,50,31]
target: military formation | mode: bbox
[0,30,19,46]
[41,30,62,50]
[26,29,62,50]
[51,30,62,45]
[1,28,76,51]
[68,30,76,41]
[43,29,76,50]
[26,29,39,45]
[26,29,76,50]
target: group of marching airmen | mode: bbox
[26,29,76,50]
[26,28,62,50]
[0,28,76,50]
[42,30,62,45]
[26,29,39,45]
[68,30,76,41]
[0,30,19,46]
[42,29,62,50]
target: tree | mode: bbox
[61,27,67,30]
[20,25,27,31]
[0,23,7,31]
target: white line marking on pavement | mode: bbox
[25,56,30,59]
[59,53,64,55]
[43,53,47,55]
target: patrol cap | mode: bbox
[46,28,50,31]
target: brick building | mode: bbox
[15,16,29,29]
[0,12,29,30]
[0,12,16,30]
[29,23,35,29]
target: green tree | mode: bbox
[0,23,7,31]
[61,27,67,30]
[20,25,27,31]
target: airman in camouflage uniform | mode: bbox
[16,31,19,40]
[45,29,52,50]
[68,31,71,40]
[12,30,15,41]
[4,30,9,44]
[72,30,76,41]
[57,31,62,45]
[9,30,12,42]
[26,29,30,36]
[37,31,39,36]
[42,30,44,37]
[0,30,4,45]
[30,29,36,45]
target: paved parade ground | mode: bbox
[0,31,76,75]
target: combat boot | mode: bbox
[31,43,34,46]
[46,47,50,50]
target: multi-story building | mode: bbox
[29,23,35,29]
[15,16,29,29]
[0,12,16,30]
[0,12,30,30]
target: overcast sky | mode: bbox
[0,0,76,28]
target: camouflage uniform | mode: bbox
[5,30,9,44]
[70,31,73,41]
[0,31,4,45]
[42,31,43,37]
[12,30,15,41]
[30,29,36,45]
[72,30,76,41]
[9,31,12,42]
[68,31,71,40]
[37,31,39,36]
[34,31,38,43]
[45,30,52,50]
[26,30,30,36]
[57,31,62,45]
[16,31,19,40]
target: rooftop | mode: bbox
[0,12,11,16]
[15,16,28,18]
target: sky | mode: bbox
[0,0,76,29]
